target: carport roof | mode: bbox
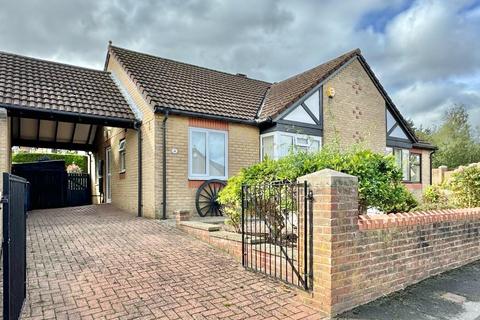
[0,50,137,128]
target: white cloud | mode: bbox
[0,0,479,128]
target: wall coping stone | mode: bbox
[209,231,242,242]
[298,168,358,187]
[179,221,220,232]
[358,208,480,230]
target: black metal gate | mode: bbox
[241,180,313,290]
[2,173,29,320]
[67,173,91,207]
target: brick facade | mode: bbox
[322,58,386,154]
[299,169,480,317]
[103,53,431,219]
[155,114,259,218]
[104,54,260,218]
[103,55,158,218]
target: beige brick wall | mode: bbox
[103,54,157,218]
[0,108,11,241]
[155,115,260,218]
[323,58,386,153]
[0,108,11,178]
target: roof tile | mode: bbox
[109,46,271,121]
[0,51,135,121]
[260,49,361,120]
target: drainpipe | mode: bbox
[135,121,143,217]
[430,149,436,185]
[162,110,169,220]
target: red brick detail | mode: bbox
[189,118,229,131]
[358,208,480,230]
[188,180,204,188]
[404,182,422,190]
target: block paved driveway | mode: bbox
[21,205,323,320]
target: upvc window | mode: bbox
[386,147,421,182]
[189,128,228,180]
[260,132,321,160]
[119,139,126,172]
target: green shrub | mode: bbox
[12,152,88,173]
[449,165,480,208]
[422,184,451,208]
[219,147,417,230]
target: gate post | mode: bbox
[297,169,358,316]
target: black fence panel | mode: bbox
[12,161,91,209]
[67,173,92,207]
[241,180,313,291]
[2,173,29,320]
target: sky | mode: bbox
[1,0,479,129]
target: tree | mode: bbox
[413,105,480,169]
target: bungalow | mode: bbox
[100,44,435,219]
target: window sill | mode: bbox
[188,177,227,181]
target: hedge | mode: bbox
[12,152,88,173]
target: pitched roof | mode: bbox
[0,50,136,122]
[259,49,361,120]
[107,45,271,121]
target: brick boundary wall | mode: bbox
[297,169,480,317]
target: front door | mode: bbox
[105,147,112,203]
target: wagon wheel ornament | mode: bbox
[195,179,226,217]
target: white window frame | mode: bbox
[119,139,126,173]
[188,127,228,180]
[260,132,322,160]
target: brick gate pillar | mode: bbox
[297,169,359,316]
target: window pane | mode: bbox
[278,135,294,158]
[410,154,421,182]
[386,110,396,131]
[284,105,316,124]
[208,132,226,177]
[296,137,309,145]
[191,131,206,175]
[304,91,320,120]
[262,135,274,159]
[390,126,408,139]
[401,149,410,180]
[393,148,402,168]
[309,140,320,152]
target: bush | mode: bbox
[218,147,417,230]
[12,152,88,173]
[449,165,480,208]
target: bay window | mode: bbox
[261,132,321,160]
[189,128,227,180]
[387,147,421,182]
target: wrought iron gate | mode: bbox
[2,173,29,320]
[241,180,313,290]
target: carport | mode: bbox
[0,50,140,212]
